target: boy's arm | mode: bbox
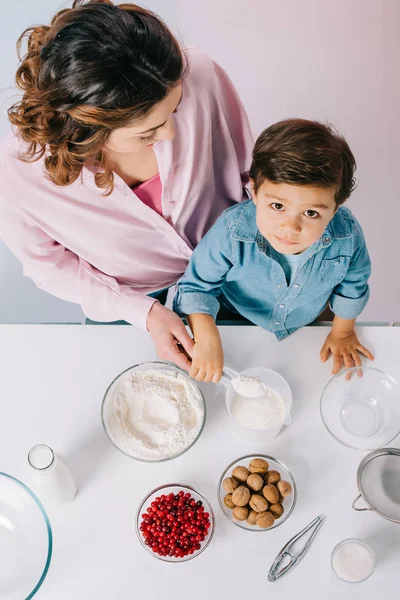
[187,314,224,383]
[320,223,374,373]
[173,213,233,382]
[174,213,233,321]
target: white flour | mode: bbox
[105,369,204,460]
[231,375,266,398]
[231,385,285,430]
[332,541,374,582]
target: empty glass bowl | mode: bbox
[320,367,400,450]
[218,454,297,531]
[136,484,215,562]
[0,472,52,600]
[102,361,206,462]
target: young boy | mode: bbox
[173,119,373,382]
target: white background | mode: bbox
[0,0,399,323]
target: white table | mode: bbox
[1,325,399,600]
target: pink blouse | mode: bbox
[0,48,254,330]
[133,174,163,217]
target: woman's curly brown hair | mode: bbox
[8,0,185,194]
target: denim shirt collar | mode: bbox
[231,200,353,255]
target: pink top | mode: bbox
[0,48,254,330]
[133,174,163,217]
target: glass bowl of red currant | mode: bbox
[136,484,215,562]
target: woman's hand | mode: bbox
[146,302,194,371]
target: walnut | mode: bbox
[277,480,293,497]
[265,470,281,485]
[232,466,250,482]
[222,477,239,494]
[262,484,280,504]
[249,494,268,513]
[247,473,264,492]
[246,510,258,526]
[223,494,235,509]
[256,512,275,528]
[269,503,284,518]
[233,506,248,521]
[232,485,250,507]
[249,458,269,474]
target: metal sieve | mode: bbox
[352,448,400,523]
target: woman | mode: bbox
[0,0,253,370]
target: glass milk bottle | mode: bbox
[28,444,77,505]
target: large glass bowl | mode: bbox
[0,472,52,600]
[218,454,297,531]
[136,484,215,562]
[101,361,206,462]
[320,367,400,450]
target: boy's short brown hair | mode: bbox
[249,119,356,206]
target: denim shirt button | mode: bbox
[334,260,339,265]
[275,321,280,325]
[323,236,331,245]
[279,304,285,308]
[294,283,300,289]
[277,284,282,289]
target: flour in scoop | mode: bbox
[231,375,266,398]
[231,385,286,430]
[105,369,204,460]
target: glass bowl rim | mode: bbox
[101,361,206,463]
[0,471,53,600]
[320,366,400,450]
[135,483,215,562]
[217,453,297,531]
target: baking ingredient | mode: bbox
[270,503,284,518]
[247,510,258,525]
[139,490,211,558]
[277,481,293,497]
[332,540,374,583]
[224,494,235,509]
[265,470,281,485]
[232,466,250,482]
[231,387,286,431]
[249,494,268,513]
[232,486,250,507]
[233,506,249,521]
[222,477,239,494]
[247,473,264,491]
[249,458,269,474]
[231,375,266,398]
[256,512,275,529]
[221,457,293,528]
[105,368,204,460]
[263,484,280,504]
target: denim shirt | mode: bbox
[173,200,371,341]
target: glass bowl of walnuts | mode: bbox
[218,454,297,531]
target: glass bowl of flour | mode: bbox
[102,362,206,462]
[225,367,292,443]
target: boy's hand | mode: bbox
[187,313,224,383]
[190,335,224,383]
[320,328,374,375]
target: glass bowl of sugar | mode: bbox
[225,367,292,443]
[101,361,206,462]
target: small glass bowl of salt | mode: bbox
[225,367,292,443]
[331,539,375,583]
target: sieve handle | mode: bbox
[352,494,372,512]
